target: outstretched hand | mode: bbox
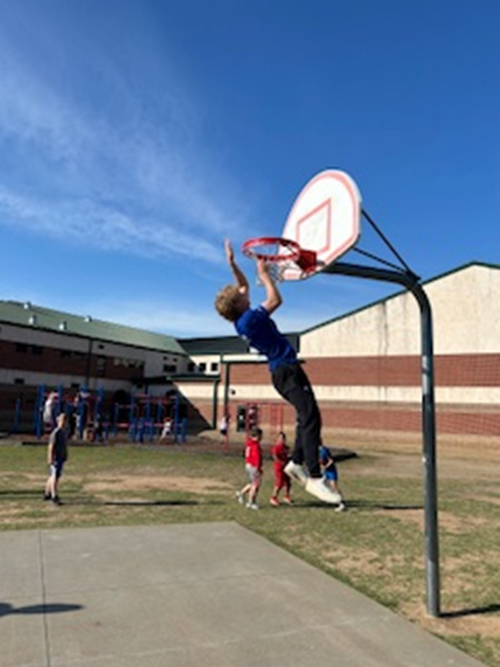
[256,257,270,280]
[224,238,250,292]
[224,239,234,265]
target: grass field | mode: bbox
[0,434,498,666]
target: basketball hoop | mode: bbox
[242,237,318,282]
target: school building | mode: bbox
[0,261,499,443]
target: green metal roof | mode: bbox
[177,335,248,355]
[178,332,300,355]
[0,300,186,355]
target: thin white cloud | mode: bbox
[0,21,251,263]
[0,187,223,264]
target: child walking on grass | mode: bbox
[236,426,263,510]
[270,431,293,507]
[319,444,347,512]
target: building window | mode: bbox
[14,378,25,385]
[163,364,177,373]
[198,362,207,372]
[113,357,143,368]
[31,345,44,355]
[188,362,195,372]
[96,356,106,377]
[210,362,219,372]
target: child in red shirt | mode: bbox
[270,431,292,507]
[236,426,263,510]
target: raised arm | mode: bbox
[257,258,282,314]
[225,239,249,294]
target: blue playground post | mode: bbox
[172,393,188,443]
[92,387,105,442]
[13,398,21,433]
[155,401,163,439]
[178,417,187,443]
[93,387,104,422]
[143,395,152,442]
[34,385,45,438]
[112,403,120,438]
[129,417,138,442]
[76,388,89,439]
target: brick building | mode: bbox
[1,261,499,442]
[181,262,500,442]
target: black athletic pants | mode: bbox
[271,362,322,477]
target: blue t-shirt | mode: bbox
[319,445,331,465]
[235,306,297,372]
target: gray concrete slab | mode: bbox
[0,522,486,667]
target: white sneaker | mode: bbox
[246,502,259,510]
[235,491,245,505]
[284,461,309,486]
[335,501,347,512]
[305,478,343,505]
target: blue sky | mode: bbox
[1,0,499,338]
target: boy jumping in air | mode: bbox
[215,239,342,506]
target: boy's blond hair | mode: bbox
[215,284,243,322]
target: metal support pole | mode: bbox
[411,283,441,617]
[323,261,440,617]
[222,361,231,418]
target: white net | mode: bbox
[253,240,300,283]
[256,257,297,284]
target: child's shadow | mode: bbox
[347,500,423,511]
[0,602,83,617]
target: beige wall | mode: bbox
[301,264,500,357]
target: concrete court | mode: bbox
[0,522,486,667]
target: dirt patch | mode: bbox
[344,448,500,481]
[324,546,407,576]
[84,473,232,495]
[373,508,494,534]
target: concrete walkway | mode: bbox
[0,522,486,667]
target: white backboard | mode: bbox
[281,169,361,280]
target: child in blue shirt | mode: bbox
[319,445,347,511]
[215,239,342,506]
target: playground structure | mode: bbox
[33,387,188,444]
[34,385,105,441]
[112,392,187,444]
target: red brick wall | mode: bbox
[228,354,500,388]
[0,340,142,381]
[219,354,500,437]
